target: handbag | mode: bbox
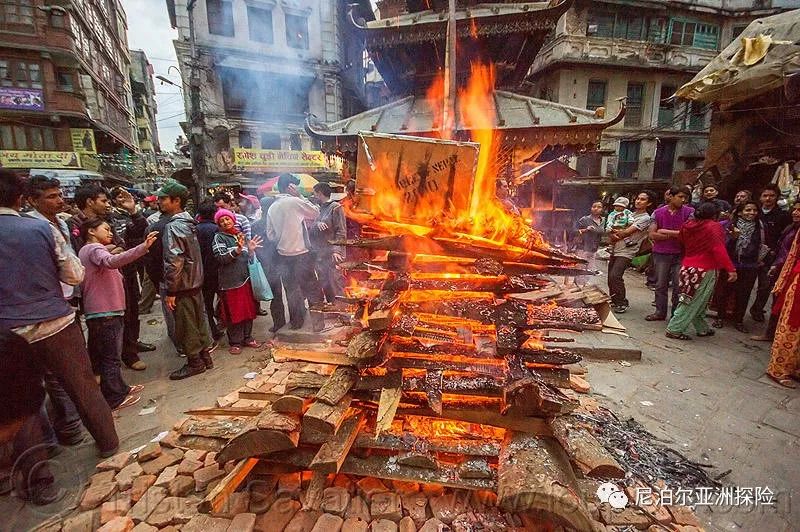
[248,256,273,301]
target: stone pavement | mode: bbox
[587,268,799,532]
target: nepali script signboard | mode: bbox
[355,132,479,224]
[0,87,44,111]
[0,151,81,169]
[232,149,328,171]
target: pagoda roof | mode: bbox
[305,91,624,152]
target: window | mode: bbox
[731,25,747,42]
[248,6,273,43]
[261,133,281,149]
[220,68,308,120]
[588,10,665,43]
[658,85,676,127]
[688,101,706,131]
[285,14,309,49]
[207,0,235,37]
[654,139,677,180]
[0,0,34,32]
[238,130,252,148]
[0,60,41,88]
[669,19,718,50]
[0,125,56,150]
[617,140,641,179]
[289,133,302,151]
[624,82,644,127]
[56,69,74,91]
[586,80,606,111]
[50,10,66,29]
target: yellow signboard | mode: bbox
[70,128,97,154]
[0,150,81,169]
[80,153,101,172]
[232,149,328,171]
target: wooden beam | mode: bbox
[376,386,402,436]
[315,367,358,406]
[272,347,355,366]
[303,395,353,435]
[216,406,301,464]
[198,458,259,514]
[309,411,366,474]
[549,417,624,479]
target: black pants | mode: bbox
[256,247,286,332]
[717,269,759,323]
[202,283,222,339]
[652,252,681,317]
[276,253,324,330]
[87,316,129,408]
[121,271,141,366]
[44,371,83,443]
[316,253,344,304]
[227,319,254,346]
[751,257,776,316]
[607,256,632,307]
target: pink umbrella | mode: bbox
[257,176,279,196]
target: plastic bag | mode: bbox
[248,256,273,301]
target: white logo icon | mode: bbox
[597,482,629,509]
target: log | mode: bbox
[361,274,549,293]
[316,367,358,406]
[375,386,402,436]
[285,372,330,393]
[497,432,598,531]
[396,451,439,470]
[184,407,262,417]
[424,370,443,415]
[346,330,385,362]
[198,458,258,514]
[272,395,312,414]
[303,395,352,435]
[216,406,301,464]
[303,471,327,511]
[309,411,366,474]
[549,417,624,479]
[458,458,494,479]
[272,347,355,366]
[501,377,578,417]
[177,417,250,439]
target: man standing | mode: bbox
[144,197,177,348]
[157,180,214,379]
[0,172,119,469]
[607,191,654,314]
[309,183,347,302]
[647,186,694,321]
[694,183,731,216]
[573,200,605,287]
[196,200,223,340]
[266,174,324,331]
[750,184,792,322]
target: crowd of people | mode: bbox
[573,182,800,389]
[0,170,352,504]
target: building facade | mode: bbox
[167,0,366,183]
[526,0,791,182]
[129,50,160,180]
[0,0,137,179]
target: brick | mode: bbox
[140,449,183,476]
[357,477,388,499]
[178,458,205,475]
[667,506,701,527]
[311,513,343,532]
[370,519,398,532]
[184,449,208,463]
[80,481,118,510]
[215,491,250,518]
[418,519,446,532]
[154,465,180,488]
[97,516,134,532]
[321,486,351,516]
[400,493,427,527]
[131,524,158,532]
[136,442,163,463]
[97,452,133,472]
[129,486,167,523]
[91,470,117,485]
[277,472,302,497]
[182,514,232,532]
[100,493,131,524]
[249,479,278,514]
[254,498,301,532]
[62,509,100,532]
[428,493,468,525]
[204,452,218,467]
[284,509,322,532]
[342,517,369,532]
[391,482,419,496]
[227,513,257,532]
[599,504,652,529]
[168,475,195,497]
[115,462,143,491]
[371,492,402,522]
[346,494,372,522]
[146,496,195,527]
[131,475,156,503]
[194,464,226,491]
[399,516,416,532]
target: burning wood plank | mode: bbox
[376,385,403,436]
[549,417,624,479]
[315,367,358,406]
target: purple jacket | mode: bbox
[79,242,149,316]
[774,223,800,271]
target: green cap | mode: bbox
[155,179,188,198]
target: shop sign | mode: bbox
[232,149,328,171]
[0,150,81,169]
[0,87,44,111]
[70,128,97,154]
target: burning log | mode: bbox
[549,417,625,479]
[315,367,358,406]
[376,384,403,435]
[346,330,385,362]
[362,273,550,293]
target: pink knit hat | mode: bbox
[214,208,236,224]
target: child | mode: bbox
[79,219,158,410]
[606,196,636,249]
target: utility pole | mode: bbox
[187,0,207,203]
[441,0,457,138]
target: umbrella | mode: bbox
[294,173,319,192]
[257,176,279,196]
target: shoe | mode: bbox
[98,445,120,459]
[113,394,141,411]
[749,334,772,342]
[28,480,60,506]
[645,313,666,321]
[126,360,147,371]
[207,340,219,353]
[767,374,797,388]
[613,305,628,314]
[244,339,261,348]
[129,384,145,394]
[665,331,692,340]
[734,323,750,333]
[199,349,214,370]
[697,330,715,337]
[750,310,765,322]
[229,345,242,355]
[56,432,85,447]
[136,341,156,352]
[169,363,206,380]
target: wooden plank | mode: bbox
[198,458,259,514]
[216,406,301,464]
[184,407,262,417]
[549,417,624,479]
[285,371,330,392]
[272,395,312,414]
[315,367,358,406]
[303,471,327,511]
[272,347,355,366]
[178,417,250,439]
[303,395,352,435]
[309,411,366,474]
[375,386,402,436]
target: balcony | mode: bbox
[530,35,719,75]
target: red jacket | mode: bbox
[679,219,736,273]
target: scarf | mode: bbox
[734,218,756,259]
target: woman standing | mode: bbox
[665,203,737,340]
[212,209,263,354]
[573,200,605,286]
[713,201,766,332]
[766,227,800,388]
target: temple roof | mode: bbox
[306,91,624,152]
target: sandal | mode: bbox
[696,330,715,337]
[229,345,242,355]
[113,394,141,411]
[243,339,262,349]
[734,323,749,334]
[645,314,666,321]
[129,384,145,394]
[665,331,692,340]
[712,319,723,329]
[767,374,797,389]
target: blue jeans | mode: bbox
[653,252,682,317]
[87,316,129,409]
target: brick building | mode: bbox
[130,49,160,178]
[0,0,137,179]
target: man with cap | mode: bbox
[265,173,325,331]
[155,180,214,379]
